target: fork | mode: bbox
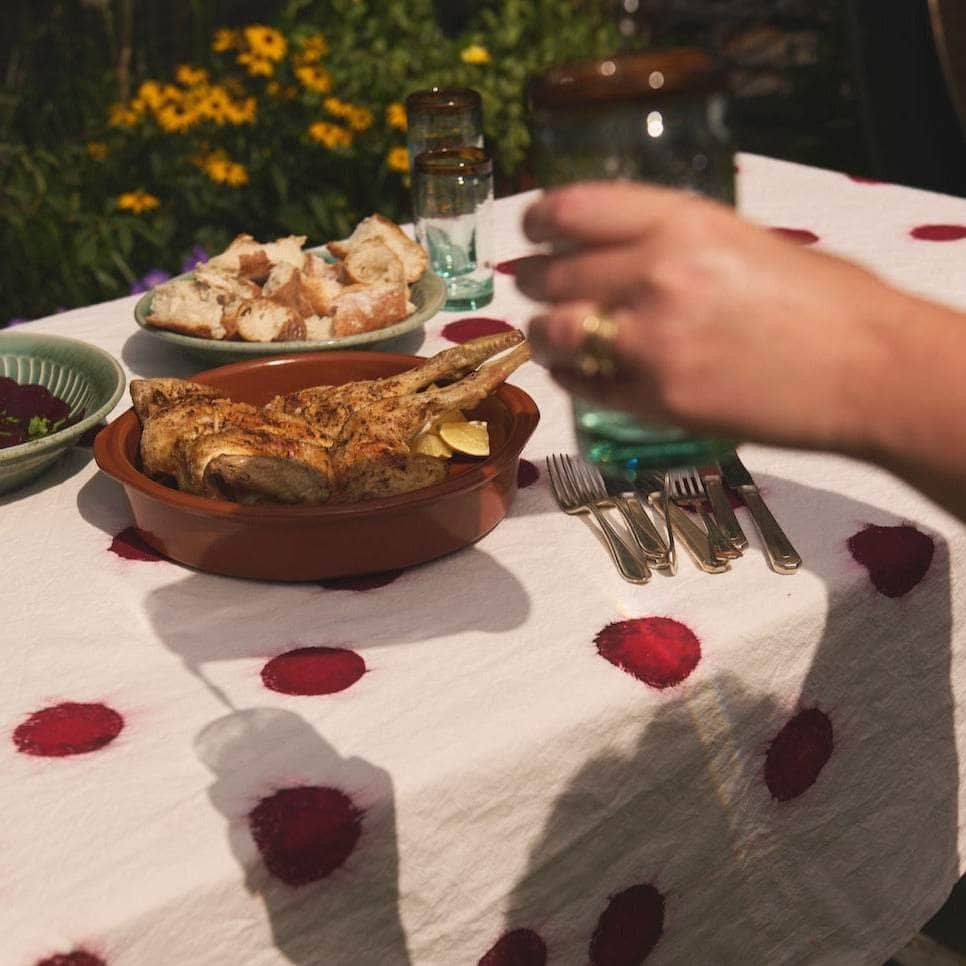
[581,462,672,567]
[546,454,651,584]
[669,468,742,561]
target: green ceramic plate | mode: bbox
[0,331,126,495]
[133,248,446,365]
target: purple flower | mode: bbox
[130,269,171,295]
[180,245,208,274]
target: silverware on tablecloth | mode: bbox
[698,462,748,550]
[637,474,729,574]
[546,454,651,584]
[718,451,802,574]
[596,469,673,567]
[668,468,741,560]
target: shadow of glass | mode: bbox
[489,476,958,963]
[196,707,411,964]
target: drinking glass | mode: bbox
[412,146,494,311]
[528,49,737,472]
[405,88,484,174]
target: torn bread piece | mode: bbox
[301,253,346,316]
[327,213,428,283]
[234,298,306,342]
[331,282,411,337]
[262,262,317,320]
[341,240,406,287]
[146,276,232,340]
[206,233,307,280]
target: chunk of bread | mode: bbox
[262,262,316,319]
[327,214,428,283]
[234,298,306,342]
[331,282,410,337]
[304,315,334,340]
[207,233,307,280]
[341,240,406,286]
[146,276,231,340]
[301,253,346,316]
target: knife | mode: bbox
[718,452,801,574]
[699,463,748,550]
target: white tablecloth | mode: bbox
[4,154,966,966]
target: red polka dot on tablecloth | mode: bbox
[13,702,124,757]
[109,526,164,562]
[262,647,366,696]
[909,224,966,242]
[494,257,529,276]
[319,569,402,591]
[441,317,515,344]
[847,524,934,598]
[249,785,362,886]
[590,883,665,966]
[769,227,820,245]
[516,459,539,489]
[764,707,833,802]
[479,928,547,966]
[595,618,701,689]
[35,952,105,966]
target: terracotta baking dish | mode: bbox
[94,351,540,581]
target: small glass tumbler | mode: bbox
[413,146,494,311]
[528,49,737,473]
[405,87,484,174]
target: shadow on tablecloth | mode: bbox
[489,476,959,965]
[196,707,411,965]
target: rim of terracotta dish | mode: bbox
[94,353,540,522]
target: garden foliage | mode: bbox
[0,0,619,324]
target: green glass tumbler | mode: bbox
[528,48,737,473]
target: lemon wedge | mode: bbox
[439,420,489,457]
[412,432,454,458]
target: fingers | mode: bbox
[523,181,692,247]
[515,243,656,305]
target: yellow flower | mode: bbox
[108,101,142,127]
[308,121,353,149]
[175,64,209,86]
[212,28,237,52]
[136,80,167,110]
[86,141,108,161]
[156,102,198,133]
[386,102,407,131]
[461,43,491,65]
[387,146,409,172]
[116,191,160,214]
[202,153,249,187]
[346,106,373,132]
[223,96,257,125]
[198,86,232,124]
[237,50,275,77]
[295,64,332,93]
[324,96,348,116]
[267,81,299,100]
[244,25,287,62]
[295,33,328,64]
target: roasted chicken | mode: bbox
[129,331,530,505]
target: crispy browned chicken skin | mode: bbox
[129,331,529,505]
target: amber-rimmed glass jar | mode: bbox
[528,49,736,472]
[413,146,494,310]
[405,88,484,174]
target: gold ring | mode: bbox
[574,312,621,379]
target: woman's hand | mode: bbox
[515,181,908,455]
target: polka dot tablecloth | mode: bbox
[4,154,966,966]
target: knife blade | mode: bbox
[698,463,748,551]
[718,452,801,574]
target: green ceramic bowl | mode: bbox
[0,331,126,494]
